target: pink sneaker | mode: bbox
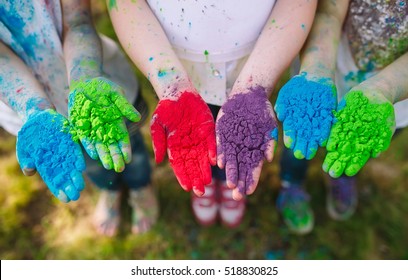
[191,180,218,226]
[219,182,246,228]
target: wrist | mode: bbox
[24,99,54,122]
[154,76,197,101]
[298,67,335,84]
[230,83,270,99]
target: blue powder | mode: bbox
[275,73,337,159]
[16,110,86,201]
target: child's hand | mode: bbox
[216,87,278,200]
[68,77,141,172]
[150,91,216,196]
[323,90,395,178]
[16,109,86,202]
[275,73,337,160]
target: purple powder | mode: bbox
[217,86,278,194]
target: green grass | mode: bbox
[0,2,407,260]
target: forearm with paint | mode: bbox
[232,0,317,96]
[354,52,408,104]
[274,0,349,160]
[0,42,53,122]
[299,0,349,79]
[108,0,192,100]
[62,0,103,85]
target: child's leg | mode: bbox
[85,156,121,237]
[277,148,314,234]
[121,128,158,234]
[121,94,157,234]
[191,104,245,228]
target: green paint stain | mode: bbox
[149,57,154,61]
[108,0,118,11]
[204,50,209,62]
[157,69,167,77]
[324,91,394,177]
[301,24,306,30]
[79,59,99,70]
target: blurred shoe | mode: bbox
[276,181,314,235]
[93,189,121,237]
[191,180,218,226]
[326,176,357,221]
[219,181,246,228]
[129,185,159,234]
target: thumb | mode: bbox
[111,92,141,122]
[150,114,167,163]
[16,136,37,176]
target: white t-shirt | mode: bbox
[147,0,276,105]
[336,34,408,129]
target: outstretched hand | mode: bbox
[68,77,140,172]
[216,86,278,200]
[275,73,337,160]
[323,90,395,178]
[16,109,86,202]
[150,91,216,196]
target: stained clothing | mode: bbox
[147,0,276,105]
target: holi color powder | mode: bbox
[217,87,277,194]
[275,74,337,159]
[68,79,138,146]
[324,90,395,177]
[17,109,85,200]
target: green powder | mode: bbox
[68,79,132,146]
[324,91,395,177]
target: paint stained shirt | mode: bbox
[344,0,408,71]
[147,0,276,105]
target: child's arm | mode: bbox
[217,0,317,200]
[107,0,193,99]
[274,0,350,161]
[324,52,408,178]
[0,42,85,202]
[0,42,53,122]
[108,0,216,196]
[62,0,140,173]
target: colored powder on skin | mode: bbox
[158,69,166,77]
[275,74,337,159]
[151,91,215,194]
[204,50,209,62]
[324,91,394,177]
[17,110,85,200]
[217,86,278,194]
[68,79,130,146]
[108,0,118,11]
[149,56,154,61]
